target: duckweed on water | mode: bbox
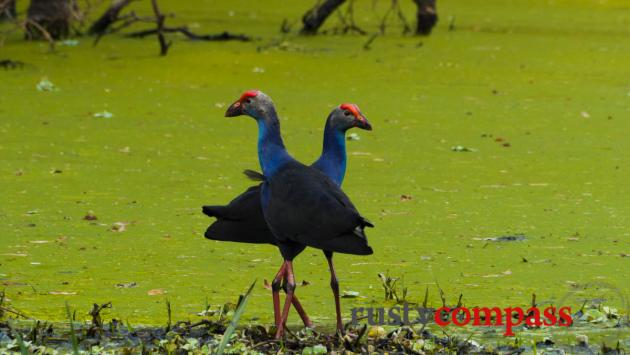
[1,0,628,349]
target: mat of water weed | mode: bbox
[0,305,624,354]
[0,0,628,346]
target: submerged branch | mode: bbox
[126,27,251,42]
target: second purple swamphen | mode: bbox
[203,101,372,332]
[222,90,374,338]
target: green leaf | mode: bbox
[65,302,79,355]
[15,333,29,355]
[342,290,360,298]
[302,344,327,354]
[215,280,256,355]
[581,309,606,323]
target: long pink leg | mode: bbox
[271,262,287,327]
[285,273,313,328]
[274,260,296,338]
[271,261,312,328]
[325,251,344,334]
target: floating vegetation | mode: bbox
[451,145,477,152]
[475,234,528,242]
[0,287,628,353]
[93,110,114,119]
[378,272,407,303]
[35,78,59,92]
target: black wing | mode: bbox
[263,162,373,255]
[202,185,277,245]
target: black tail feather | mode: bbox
[360,216,374,228]
[202,205,223,217]
[243,169,266,182]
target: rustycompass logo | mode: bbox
[350,304,573,337]
[433,305,573,336]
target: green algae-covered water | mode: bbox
[1,0,628,342]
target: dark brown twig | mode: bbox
[150,0,170,55]
[394,0,412,34]
[378,0,411,35]
[363,33,377,50]
[331,0,366,35]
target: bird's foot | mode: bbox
[273,323,286,339]
[336,326,347,338]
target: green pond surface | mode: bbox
[1,0,628,342]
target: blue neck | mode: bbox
[312,122,347,186]
[256,113,292,178]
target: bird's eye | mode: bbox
[245,99,252,104]
[344,111,351,116]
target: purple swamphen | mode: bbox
[203,102,372,332]
[223,90,374,338]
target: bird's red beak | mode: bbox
[356,115,372,131]
[225,100,243,117]
[225,90,260,117]
[340,103,372,131]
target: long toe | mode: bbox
[274,325,285,339]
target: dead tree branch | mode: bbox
[300,0,347,35]
[342,0,366,34]
[25,0,73,39]
[24,18,55,44]
[378,0,411,35]
[299,0,435,36]
[329,0,366,35]
[150,0,170,55]
[0,0,16,21]
[88,0,133,35]
[91,11,156,45]
[395,3,412,34]
[0,4,55,50]
[12,18,56,50]
[71,0,106,34]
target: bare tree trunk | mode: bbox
[412,0,437,35]
[300,0,346,35]
[26,0,73,39]
[1,0,17,20]
[88,0,132,35]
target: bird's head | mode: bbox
[328,103,372,131]
[225,90,275,120]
